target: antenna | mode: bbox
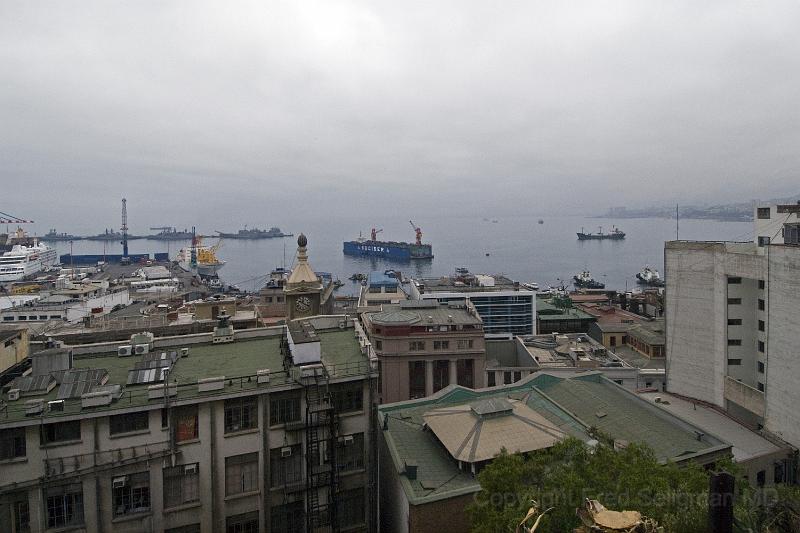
[676,204,679,240]
[121,198,129,257]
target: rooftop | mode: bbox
[414,269,530,293]
[626,318,666,346]
[536,300,596,321]
[0,318,373,425]
[379,372,730,505]
[368,301,482,327]
[368,271,399,288]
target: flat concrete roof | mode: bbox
[638,392,785,462]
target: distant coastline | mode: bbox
[595,206,752,222]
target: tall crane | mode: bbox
[370,228,383,241]
[0,210,34,227]
[409,220,423,246]
[121,198,129,258]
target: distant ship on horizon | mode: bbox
[577,226,625,240]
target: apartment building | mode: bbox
[362,300,485,403]
[665,203,800,465]
[0,314,378,533]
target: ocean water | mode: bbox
[47,214,753,295]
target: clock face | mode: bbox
[295,296,312,313]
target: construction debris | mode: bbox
[575,499,663,533]
[516,500,553,533]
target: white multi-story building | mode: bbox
[665,202,800,475]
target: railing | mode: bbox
[43,440,171,479]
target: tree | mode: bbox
[468,438,709,533]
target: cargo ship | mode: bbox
[342,222,433,261]
[41,229,81,241]
[577,226,625,240]
[177,236,225,277]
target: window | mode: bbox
[374,340,382,351]
[110,411,149,435]
[757,207,771,219]
[727,339,742,346]
[758,341,765,353]
[758,382,765,392]
[758,299,765,311]
[758,361,765,373]
[758,236,771,247]
[409,340,425,351]
[727,277,742,284]
[11,494,29,533]
[727,298,741,305]
[161,408,170,429]
[504,371,512,384]
[226,511,259,533]
[276,296,284,303]
[433,360,449,392]
[756,470,766,487]
[433,340,450,350]
[45,483,84,529]
[785,223,800,245]
[165,525,201,533]
[775,462,785,484]
[40,420,81,445]
[613,379,624,385]
[0,427,26,460]
[270,394,301,426]
[113,471,150,517]
[331,382,363,413]
[514,371,522,382]
[336,433,365,472]
[175,405,198,442]
[727,359,742,366]
[163,463,199,508]
[225,452,259,496]
[457,339,474,349]
[727,318,742,326]
[758,320,765,332]
[224,397,258,433]
[409,361,426,399]
[270,444,302,487]
[758,279,765,290]
[271,501,304,533]
[337,488,365,528]
[265,296,273,303]
[456,359,474,388]
[487,372,496,387]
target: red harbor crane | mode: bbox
[370,228,383,241]
[408,220,423,245]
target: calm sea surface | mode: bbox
[48,214,753,295]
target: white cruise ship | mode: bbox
[0,241,58,282]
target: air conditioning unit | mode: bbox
[134,344,150,355]
[184,464,198,474]
[281,447,293,457]
[8,389,20,401]
[118,345,133,356]
[48,400,65,412]
[25,399,44,416]
[257,369,271,384]
[341,435,354,445]
[112,476,128,489]
[180,347,189,358]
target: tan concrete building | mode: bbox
[0,327,29,375]
[362,301,485,404]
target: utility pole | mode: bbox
[121,198,129,258]
[676,204,680,240]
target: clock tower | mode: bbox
[284,233,323,320]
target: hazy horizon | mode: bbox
[2,1,799,229]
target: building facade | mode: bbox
[0,316,378,533]
[409,269,535,336]
[362,301,485,404]
[665,203,800,453]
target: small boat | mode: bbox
[573,270,605,289]
[537,219,544,225]
[577,226,625,240]
[636,266,664,287]
[349,273,366,282]
[332,279,344,289]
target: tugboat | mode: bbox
[577,226,625,240]
[573,270,605,289]
[636,266,664,287]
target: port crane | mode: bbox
[370,228,383,241]
[0,210,34,225]
[120,198,129,260]
[409,220,423,245]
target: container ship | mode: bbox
[577,226,625,240]
[343,221,433,261]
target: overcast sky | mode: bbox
[1,1,799,231]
